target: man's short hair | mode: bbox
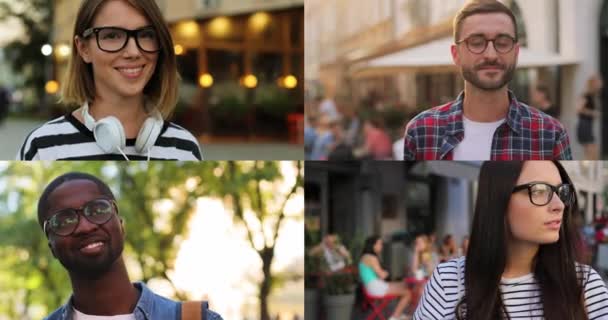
[453,0,518,42]
[37,172,115,229]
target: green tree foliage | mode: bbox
[0,162,101,318]
[221,161,304,320]
[0,161,303,319]
[114,162,218,301]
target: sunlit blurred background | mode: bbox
[0,161,304,320]
[0,0,304,160]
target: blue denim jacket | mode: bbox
[44,282,223,320]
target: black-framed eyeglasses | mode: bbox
[512,182,573,207]
[82,26,160,53]
[456,34,518,54]
[43,198,117,237]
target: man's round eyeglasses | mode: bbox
[512,182,573,207]
[82,26,160,53]
[43,198,117,237]
[456,34,518,54]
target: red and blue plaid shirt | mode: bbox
[403,91,572,160]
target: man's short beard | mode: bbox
[59,241,123,280]
[461,61,516,91]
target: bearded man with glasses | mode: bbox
[38,172,222,320]
[403,0,572,160]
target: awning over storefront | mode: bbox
[352,37,580,78]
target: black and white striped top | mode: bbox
[414,257,608,320]
[18,113,202,160]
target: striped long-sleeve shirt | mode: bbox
[18,113,202,160]
[414,257,608,320]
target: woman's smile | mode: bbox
[114,64,146,79]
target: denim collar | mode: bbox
[58,282,154,320]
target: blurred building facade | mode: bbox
[561,161,607,222]
[305,161,479,278]
[305,160,607,277]
[52,0,304,139]
[305,0,608,158]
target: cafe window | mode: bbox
[176,49,198,85]
[249,12,281,47]
[207,49,244,82]
[204,17,246,43]
[252,52,282,83]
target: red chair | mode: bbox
[404,277,428,309]
[360,286,399,320]
[287,113,304,144]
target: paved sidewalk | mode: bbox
[0,118,303,160]
[203,143,302,160]
[0,118,42,160]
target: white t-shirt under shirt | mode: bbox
[414,257,608,320]
[393,137,405,160]
[73,308,135,320]
[452,117,505,160]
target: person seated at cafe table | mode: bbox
[410,234,438,279]
[308,233,352,272]
[359,235,412,320]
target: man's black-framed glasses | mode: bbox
[43,198,117,236]
[82,26,160,53]
[456,34,517,54]
[512,182,573,207]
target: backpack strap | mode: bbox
[181,301,208,320]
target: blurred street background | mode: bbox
[0,0,304,160]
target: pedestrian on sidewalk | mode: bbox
[0,86,10,124]
[576,74,603,160]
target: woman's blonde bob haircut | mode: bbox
[61,0,179,119]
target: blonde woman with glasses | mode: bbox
[18,0,202,160]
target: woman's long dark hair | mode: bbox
[456,161,586,320]
[361,235,381,259]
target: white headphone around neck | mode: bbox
[81,102,164,156]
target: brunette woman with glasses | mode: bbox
[414,161,608,320]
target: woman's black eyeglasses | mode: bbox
[512,182,573,207]
[82,26,160,53]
